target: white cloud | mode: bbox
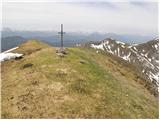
[2,1,158,35]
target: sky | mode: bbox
[2,0,159,36]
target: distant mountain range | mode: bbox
[1,28,156,48]
[1,36,26,52]
[89,37,159,95]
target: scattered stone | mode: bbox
[80,60,86,64]
[21,106,28,111]
[22,63,33,69]
[10,96,14,99]
[56,68,68,75]
[15,56,23,60]
[25,48,42,55]
[56,48,68,57]
[31,81,39,86]
[56,53,64,57]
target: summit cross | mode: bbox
[58,24,65,49]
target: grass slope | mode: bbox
[1,40,158,118]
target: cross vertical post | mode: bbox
[61,24,63,48]
[58,24,65,50]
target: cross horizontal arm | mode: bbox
[58,32,66,34]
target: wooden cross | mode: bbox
[58,24,65,49]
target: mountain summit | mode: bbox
[1,40,158,118]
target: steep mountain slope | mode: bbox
[90,37,159,92]
[1,40,158,118]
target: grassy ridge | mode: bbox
[1,40,158,118]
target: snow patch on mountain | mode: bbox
[90,38,159,87]
[0,47,23,62]
[115,41,125,45]
[91,44,104,50]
